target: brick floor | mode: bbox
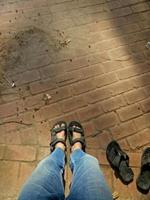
[0,0,150,199]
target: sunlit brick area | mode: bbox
[0,0,150,199]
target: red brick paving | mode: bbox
[0,0,150,199]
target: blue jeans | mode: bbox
[18,148,113,200]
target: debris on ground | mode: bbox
[112,191,119,200]
[59,38,71,47]
[146,41,150,49]
[3,76,16,88]
[55,29,71,48]
[43,93,52,105]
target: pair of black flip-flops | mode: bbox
[106,141,150,194]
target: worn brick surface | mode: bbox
[94,112,118,130]
[101,95,126,112]
[4,145,37,161]
[140,98,150,113]
[77,104,103,122]
[30,79,57,95]
[0,0,150,199]
[117,104,143,121]
[134,112,150,131]
[0,145,5,159]
[111,120,136,140]
[127,128,150,150]
[124,88,148,104]
[0,101,24,119]
[0,161,20,199]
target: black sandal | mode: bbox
[136,147,150,194]
[106,140,134,184]
[68,121,86,151]
[50,121,67,152]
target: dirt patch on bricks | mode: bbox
[0,26,69,89]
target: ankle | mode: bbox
[55,142,66,151]
[72,142,82,152]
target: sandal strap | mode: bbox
[68,121,86,151]
[50,121,67,152]
[71,137,85,146]
[50,138,66,152]
[112,150,129,168]
[69,126,83,134]
[51,127,66,136]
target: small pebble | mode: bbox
[146,41,150,49]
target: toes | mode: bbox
[73,125,78,129]
[54,124,59,129]
[61,123,66,128]
[54,123,66,129]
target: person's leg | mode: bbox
[18,148,65,200]
[66,149,113,200]
[18,121,68,200]
[67,121,113,200]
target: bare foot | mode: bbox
[71,132,82,152]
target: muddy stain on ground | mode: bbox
[0,26,69,89]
